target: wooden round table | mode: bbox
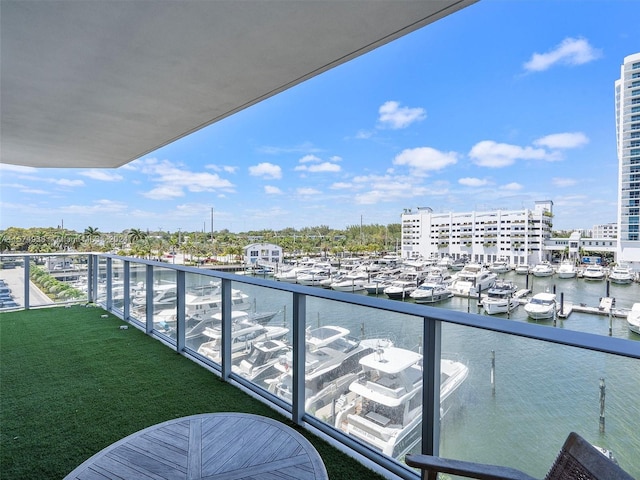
[64,413,328,479]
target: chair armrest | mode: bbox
[405,454,538,480]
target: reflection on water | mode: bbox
[112,266,639,478]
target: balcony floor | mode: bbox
[0,305,385,480]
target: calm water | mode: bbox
[143,268,639,477]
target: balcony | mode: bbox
[1,253,639,479]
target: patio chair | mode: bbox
[405,431,634,480]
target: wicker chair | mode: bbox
[405,432,635,480]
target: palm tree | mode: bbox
[127,228,147,244]
[0,233,11,253]
[83,226,101,250]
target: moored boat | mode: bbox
[333,346,468,459]
[627,303,640,335]
[608,263,634,284]
[583,264,606,281]
[524,292,557,320]
[556,260,577,279]
[531,262,554,277]
[481,280,519,315]
[410,282,453,304]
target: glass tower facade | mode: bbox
[615,52,640,266]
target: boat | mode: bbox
[197,318,289,362]
[449,257,468,271]
[266,326,387,413]
[627,303,640,335]
[330,273,370,293]
[333,346,468,459]
[480,280,519,315]
[582,264,606,281]
[608,263,634,284]
[296,268,333,287]
[449,264,497,296]
[233,339,291,385]
[524,292,557,320]
[530,262,554,277]
[383,278,419,300]
[488,259,510,274]
[556,260,577,279]
[514,264,530,275]
[409,280,453,304]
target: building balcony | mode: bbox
[1,253,639,480]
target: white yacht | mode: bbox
[334,346,468,459]
[627,303,640,335]
[383,278,419,300]
[450,264,497,296]
[583,264,606,281]
[481,280,519,315]
[608,263,634,284]
[524,292,557,320]
[556,260,577,279]
[330,273,369,293]
[488,259,510,274]
[266,326,384,413]
[409,281,453,304]
[233,339,291,385]
[530,262,554,277]
[197,319,289,363]
[296,268,333,287]
[514,264,530,275]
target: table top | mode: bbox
[64,412,328,480]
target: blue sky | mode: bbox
[1,0,639,234]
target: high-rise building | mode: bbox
[615,52,640,269]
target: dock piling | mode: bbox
[599,377,606,433]
[560,292,564,317]
[490,350,496,395]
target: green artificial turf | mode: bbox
[0,306,386,479]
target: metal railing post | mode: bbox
[23,255,30,309]
[421,315,442,463]
[106,257,113,310]
[176,270,186,352]
[292,292,306,425]
[123,260,130,320]
[87,255,95,303]
[145,264,154,334]
[221,278,232,380]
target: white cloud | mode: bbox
[468,140,554,167]
[524,37,601,72]
[330,182,354,190]
[393,147,458,174]
[297,187,321,195]
[299,154,321,163]
[501,182,523,191]
[142,185,185,200]
[459,177,490,187]
[552,177,578,187]
[60,199,128,215]
[534,132,589,149]
[79,170,123,181]
[295,162,341,173]
[264,185,283,194]
[205,164,238,174]
[248,162,282,179]
[329,156,343,163]
[355,129,374,139]
[378,101,426,129]
[51,178,85,187]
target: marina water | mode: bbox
[235,271,640,478]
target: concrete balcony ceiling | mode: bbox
[0,0,476,169]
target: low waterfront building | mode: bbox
[243,242,282,266]
[401,201,554,266]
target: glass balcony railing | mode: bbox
[1,252,639,479]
